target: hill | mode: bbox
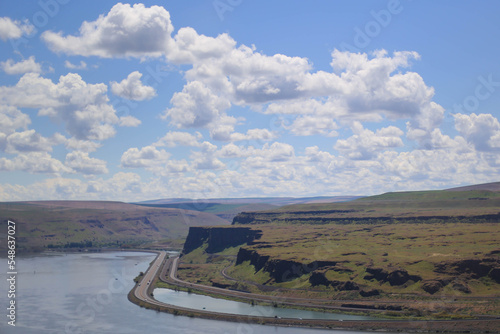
[1,201,229,252]
[135,196,361,222]
[446,181,500,192]
[177,187,500,319]
[232,189,500,225]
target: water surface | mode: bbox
[0,252,377,334]
[155,288,376,321]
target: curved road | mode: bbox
[134,251,167,303]
[132,252,500,333]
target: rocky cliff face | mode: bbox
[419,258,500,294]
[236,247,338,283]
[182,227,263,255]
[232,211,500,225]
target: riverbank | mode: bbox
[128,253,500,333]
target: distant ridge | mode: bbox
[136,196,361,206]
[446,181,500,192]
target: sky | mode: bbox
[0,0,499,201]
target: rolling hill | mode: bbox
[177,185,500,319]
[1,201,229,252]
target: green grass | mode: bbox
[181,222,499,301]
[0,201,230,252]
[241,190,500,223]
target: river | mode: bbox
[0,251,378,334]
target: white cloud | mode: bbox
[0,152,70,174]
[121,145,189,174]
[334,123,404,160]
[121,145,171,168]
[63,137,102,153]
[41,3,174,58]
[1,56,42,74]
[163,80,231,128]
[64,60,87,70]
[172,44,441,145]
[0,172,159,201]
[111,71,156,101]
[0,73,124,141]
[184,44,313,105]
[154,131,202,147]
[0,105,30,135]
[65,151,108,175]
[288,115,339,137]
[0,17,33,41]
[249,142,296,163]
[191,144,225,170]
[218,143,246,158]
[119,115,141,127]
[305,146,336,163]
[168,27,236,64]
[5,129,54,153]
[207,114,239,141]
[230,128,276,142]
[454,113,500,152]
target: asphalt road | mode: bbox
[131,252,500,332]
[134,251,166,303]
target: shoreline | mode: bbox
[128,252,500,333]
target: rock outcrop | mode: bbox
[232,211,500,226]
[182,227,262,255]
[364,267,421,286]
[236,247,341,283]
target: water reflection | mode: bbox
[155,288,376,321]
[0,252,374,334]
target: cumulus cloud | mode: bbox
[5,129,55,153]
[163,80,231,128]
[111,71,156,101]
[121,145,188,174]
[0,172,161,201]
[41,3,174,58]
[184,44,313,105]
[0,105,30,135]
[261,50,440,135]
[154,131,202,147]
[168,27,236,64]
[288,115,339,137]
[121,145,171,168]
[240,142,296,167]
[0,152,70,174]
[1,56,42,74]
[454,113,500,152]
[190,141,225,170]
[64,60,87,70]
[0,72,124,141]
[0,17,33,41]
[334,123,404,160]
[167,44,441,145]
[65,151,108,175]
[119,115,141,127]
[63,137,102,153]
[228,128,276,142]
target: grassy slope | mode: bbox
[230,223,499,292]
[1,201,229,252]
[237,190,500,222]
[178,188,500,317]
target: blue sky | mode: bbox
[0,0,499,201]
